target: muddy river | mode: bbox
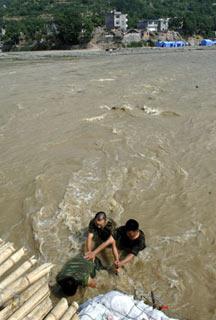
[0,48,216,319]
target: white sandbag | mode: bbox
[79,291,178,320]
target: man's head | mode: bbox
[125,219,139,240]
[94,211,107,229]
[57,276,78,296]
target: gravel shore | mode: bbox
[0,46,216,60]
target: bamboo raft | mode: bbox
[0,239,79,320]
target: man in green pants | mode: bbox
[56,255,104,296]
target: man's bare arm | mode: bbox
[86,233,94,252]
[111,241,119,262]
[116,253,134,268]
[85,236,115,260]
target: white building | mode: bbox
[105,10,128,32]
[137,18,169,32]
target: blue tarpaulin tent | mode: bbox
[156,41,186,48]
[175,41,186,47]
[200,39,216,46]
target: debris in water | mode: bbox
[161,111,180,117]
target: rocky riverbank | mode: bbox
[0,45,216,61]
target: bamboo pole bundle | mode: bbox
[0,240,5,249]
[0,243,15,265]
[0,263,53,306]
[0,256,37,290]
[0,242,14,253]
[7,283,50,320]
[0,242,11,253]
[44,298,68,320]
[60,302,79,320]
[71,313,79,320]
[0,277,48,320]
[23,296,53,320]
[0,248,27,278]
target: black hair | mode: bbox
[95,211,107,221]
[125,219,139,231]
[57,276,79,296]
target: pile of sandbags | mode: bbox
[79,290,178,320]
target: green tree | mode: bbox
[79,16,94,44]
[54,6,83,45]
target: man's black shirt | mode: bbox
[114,226,146,256]
[88,218,116,242]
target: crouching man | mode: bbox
[56,255,104,296]
[86,211,119,262]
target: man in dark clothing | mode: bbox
[114,221,146,256]
[86,212,118,262]
[85,219,146,271]
[113,219,146,269]
[56,255,104,296]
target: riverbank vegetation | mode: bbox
[0,0,216,51]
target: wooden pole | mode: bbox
[0,256,37,290]
[0,248,27,278]
[0,277,48,320]
[23,297,53,320]
[7,283,50,320]
[0,243,15,265]
[0,242,13,254]
[44,298,68,320]
[61,302,79,320]
[0,240,5,249]
[71,313,79,320]
[0,263,53,306]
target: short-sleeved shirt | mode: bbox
[114,226,146,256]
[56,256,103,287]
[88,218,116,242]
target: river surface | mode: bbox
[0,49,216,319]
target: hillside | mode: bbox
[0,0,216,50]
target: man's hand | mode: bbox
[84,251,96,260]
[114,259,119,267]
[89,279,97,288]
[114,259,122,273]
[88,278,97,288]
[114,259,124,268]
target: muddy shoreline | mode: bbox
[0,46,216,61]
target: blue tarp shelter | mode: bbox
[175,41,186,47]
[200,39,216,46]
[156,41,186,48]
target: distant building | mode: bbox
[137,18,169,32]
[105,10,128,32]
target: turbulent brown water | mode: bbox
[0,49,216,319]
